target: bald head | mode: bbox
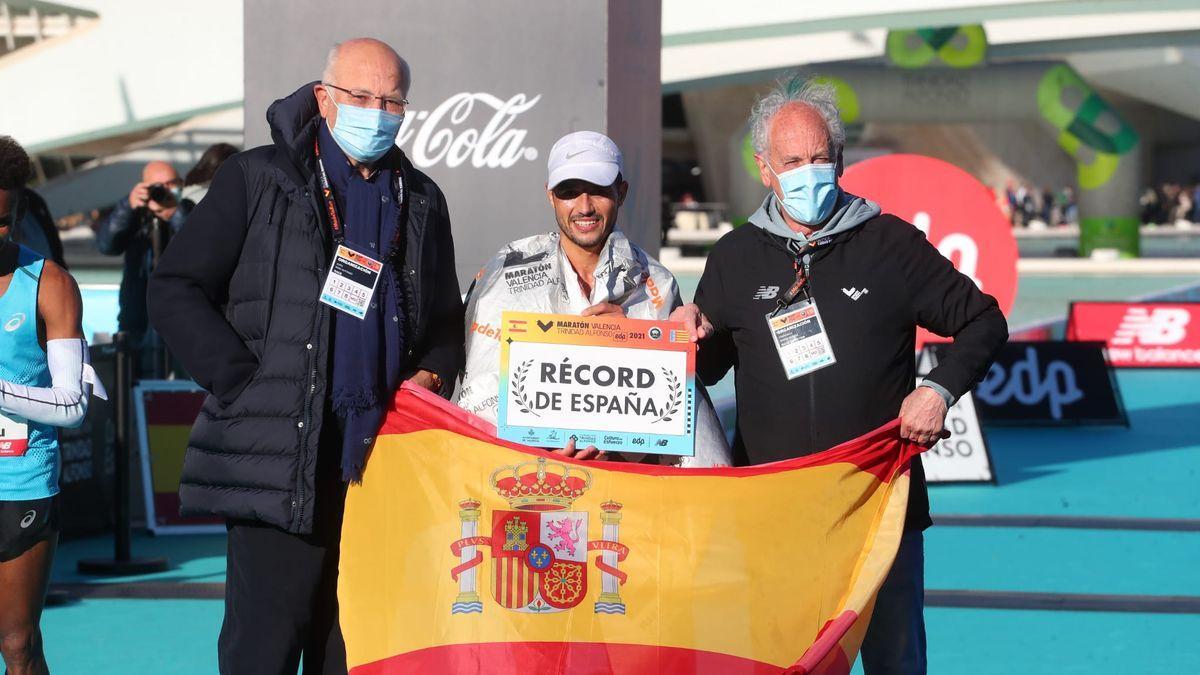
[322,38,410,95]
[142,161,179,185]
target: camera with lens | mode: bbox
[147,183,173,204]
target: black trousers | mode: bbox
[860,530,927,675]
[218,414,348,675]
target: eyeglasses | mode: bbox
[323,82,409,114]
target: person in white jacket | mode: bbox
[456,131,730,466]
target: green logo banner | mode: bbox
[886,25,987,69]
[1037,65,1138,156]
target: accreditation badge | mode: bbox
[319,244,384,320]
[0,410,30,457]
[766,299,837,380]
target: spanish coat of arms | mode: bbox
[449,457,629,615]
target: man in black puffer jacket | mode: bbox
[148,39,464,674]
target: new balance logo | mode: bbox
[753,285,779,301]
[842,287,869,301]
[1112,308,1190,346]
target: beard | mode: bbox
[557,217,612,252]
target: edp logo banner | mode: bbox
[969,341,1127,426]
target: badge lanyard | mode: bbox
[313,138,406,319]
[313,138,406,253]
[764,238,837,379]
[771,239,814,317]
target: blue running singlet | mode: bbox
[0,245,58,500]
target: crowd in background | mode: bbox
[1141,182,1200,226]
[996,182,1078,228]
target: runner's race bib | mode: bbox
[0,411,29,457]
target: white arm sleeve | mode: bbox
[0,338,107,428]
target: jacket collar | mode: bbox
[554,229,646,303]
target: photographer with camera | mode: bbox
[96,161,193,373]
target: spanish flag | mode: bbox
[339,384,924,674]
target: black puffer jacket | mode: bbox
[148,82,464,533]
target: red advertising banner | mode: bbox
[1067,302,1200,368]
[841,154,1018,349]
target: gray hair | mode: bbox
[322,44,340,83]
[749,75,845,156]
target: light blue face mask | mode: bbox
[767,162,839,225]
[327,92,405,163]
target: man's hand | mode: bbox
[128,182,150,209]
[405,369,442,393]
[581,302,625,318]
[899,387,950,445]
[553,437,607,461]
[669,303,713,342]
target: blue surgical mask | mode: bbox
[768,162,839,225]
[327,94,404,163]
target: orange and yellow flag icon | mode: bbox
[339,384,924,674]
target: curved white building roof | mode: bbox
[2,1,1197,174]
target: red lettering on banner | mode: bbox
[841,155,1018,349]
[1068,302,1200,368]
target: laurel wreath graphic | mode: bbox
[653,368,682,423]
[511,359,540,417]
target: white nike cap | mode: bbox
[546,131,623,189]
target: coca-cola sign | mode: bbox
[244,0,661,287]
[398,92,542,170]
